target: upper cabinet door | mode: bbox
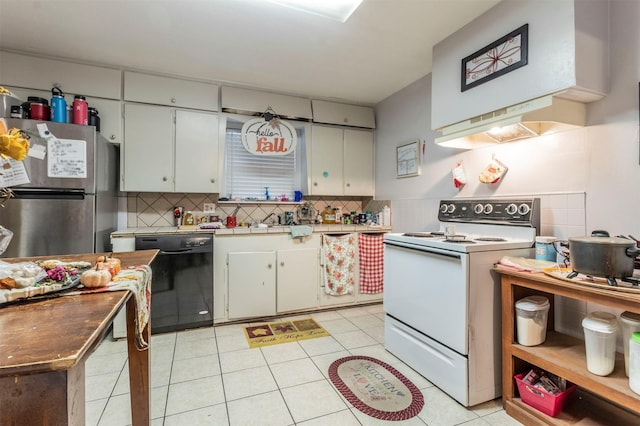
[174,110,220,193]
[85,97,122,144]
[122,103,174,192]
[124,71,219,111]
[309,125,344,196]
[221,86,312,120]
[311,100,376,129]
[343,129,373,196]
[0,51,121,99]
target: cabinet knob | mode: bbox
[162,176,168,182]
[280,261,284,267]
[210,178,215,183]
[313,182,318,186]
[171,98,176,103]
[268,264,273,269]
[110,134,116,140]
[346,183,351,187]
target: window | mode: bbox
[223,118,305,200]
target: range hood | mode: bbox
[435,95,586,149]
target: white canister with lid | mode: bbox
[582,311,618,376]
[535,236,557,262]
[515,296,550,346]
[619,311,640,377]
[629,331,640,395]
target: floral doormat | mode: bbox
[329,356,424,421]
[243,318,330,348]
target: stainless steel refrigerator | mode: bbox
[0,119,118,258]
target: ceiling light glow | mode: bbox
[268,0,364,23]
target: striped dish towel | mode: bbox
[358,233,385,294]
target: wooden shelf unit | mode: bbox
[498,270,640,425]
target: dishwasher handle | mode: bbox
[135,234,213,254]
[159,248,194,255]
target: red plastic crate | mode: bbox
[514,373,577,417]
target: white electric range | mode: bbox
[383,198,540,407]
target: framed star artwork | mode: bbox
[461,24,528,92]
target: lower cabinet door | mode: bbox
[276,248,319,313]
[228,251,276,319]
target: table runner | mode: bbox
[66,265,152,350]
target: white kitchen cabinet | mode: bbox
[221,86,312,120]
[4,86,123,144]
[123,103,174,192]
[319,286,356,306]
[311,99,376,129]
[343,129,374,196]
[124,71,219,111]
[228,251,277,319]
[84,97,122,144]
[0,51,121,99]
[309,125,374,196]
[276,248,319,313]
[122,103,220,192]
[174,109,220,193]
[309,126,344,195]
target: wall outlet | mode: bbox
[203,203,216,213]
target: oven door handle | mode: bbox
[384,241,463,259]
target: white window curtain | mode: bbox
[223,121,304,200]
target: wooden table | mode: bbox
[0,250,158,426]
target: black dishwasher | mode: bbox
[135,234,213,334]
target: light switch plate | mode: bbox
[203,203,216,213]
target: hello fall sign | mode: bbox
[241,117,297,156]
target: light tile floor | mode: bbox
[86,304,523,426]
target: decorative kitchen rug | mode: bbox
[328,356,424,421]
[243,318,330,348]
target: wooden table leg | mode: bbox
[0,364,85,425]
[126,296,150,426]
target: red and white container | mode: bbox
[72,95,88,125]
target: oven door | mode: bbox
[383,241,469,354]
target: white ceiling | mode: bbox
[0,0,500,106]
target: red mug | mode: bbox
[225,216,237,228]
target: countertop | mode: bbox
[111,224,392,238]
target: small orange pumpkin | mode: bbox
[81,264,112,288]
[97,254,121,278]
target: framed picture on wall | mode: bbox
[461,24,529,92]
[396,140,420,178]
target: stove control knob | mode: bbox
[483,204,493,214]
[474,204,484,214]
[447,204,456,213]
[506,203,518,215]
[518,203,531,215]
[440,204,448,214]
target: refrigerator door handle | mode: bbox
[11,189,86,200]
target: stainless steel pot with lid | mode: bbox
[569,230,640,286]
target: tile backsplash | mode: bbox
[538,192,586,240]
[126,193,389,227]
